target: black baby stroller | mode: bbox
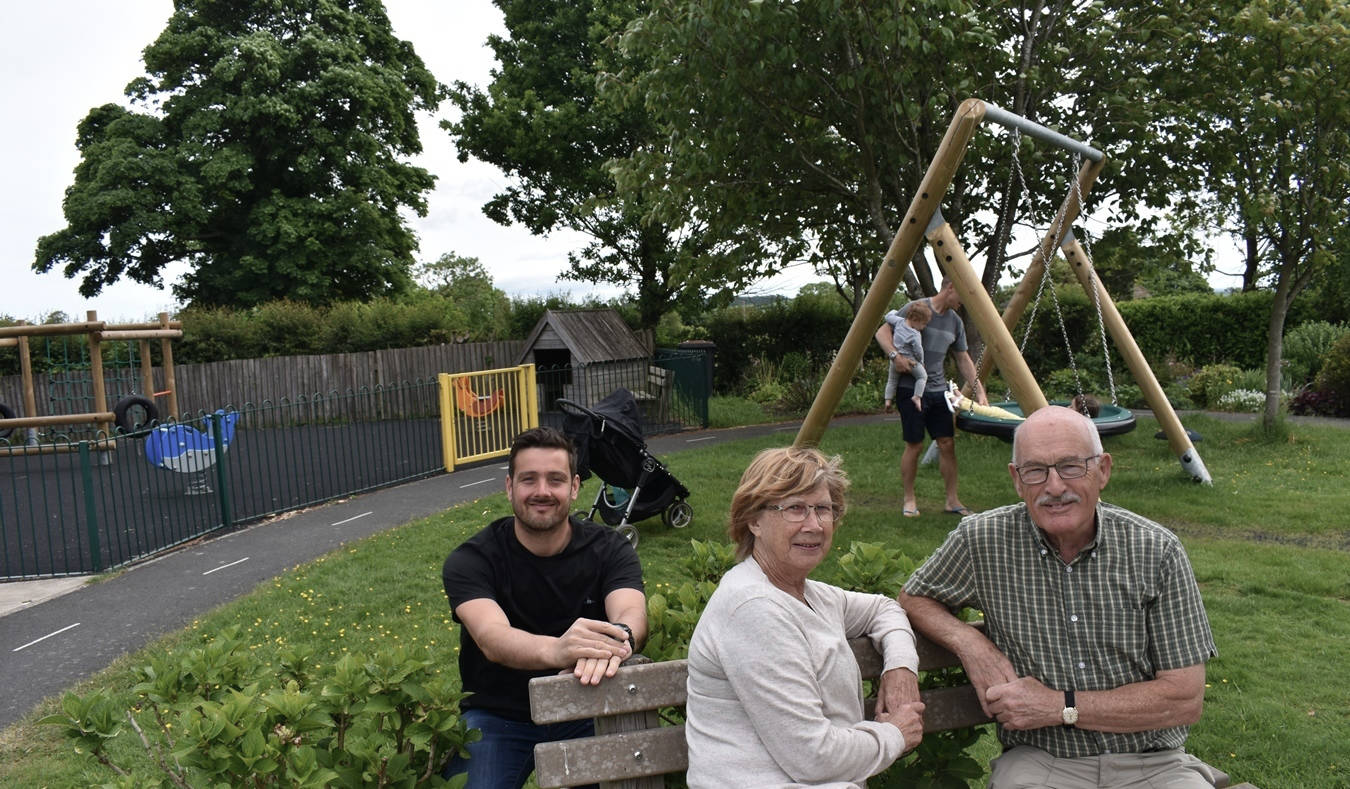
[558,388,693,547]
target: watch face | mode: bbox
[1062,707,1079,725]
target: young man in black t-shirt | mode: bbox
[442,427,646,788]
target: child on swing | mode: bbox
[882,301,932,413]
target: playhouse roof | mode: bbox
[517,309,649,366]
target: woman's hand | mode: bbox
[876,701,925,753]
[875,667,920,713]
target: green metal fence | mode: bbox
[535,353,710,435]
[0,379,443,580]
[0,354,713,580]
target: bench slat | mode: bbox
[534,726,686,788]
[531,659,690,725]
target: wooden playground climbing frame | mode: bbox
[0,311,183,455]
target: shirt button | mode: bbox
[1040,548,1048,556]
[1078,661,1086,669]
[1066,566,1073,574]
[1070,615,1079,623]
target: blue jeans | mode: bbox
[443,708,596,789]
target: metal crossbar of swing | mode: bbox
[980,103,1105,162]
[796,98,1211,484]
[0,380,445,580]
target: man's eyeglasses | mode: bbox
[765,503,839,523]
[1014,455,1100,485]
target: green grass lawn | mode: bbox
[2,415,1346,788]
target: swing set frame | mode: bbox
[795,98,1212,484]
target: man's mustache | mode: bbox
[1036,492,1081,506]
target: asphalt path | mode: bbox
[0,414,886,729]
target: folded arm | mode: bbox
[984,664,1206,732]
[897,591,1015,716]
[454,597,632,684]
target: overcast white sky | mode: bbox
[3,0,823,324]
[5,3,1241,325]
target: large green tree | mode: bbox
[446,0,756,332]
[606,0,1210,312]
[412,253,511,339]
[1185,0,1350,429]
[34,0,442,308]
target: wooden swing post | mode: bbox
[925,209,1050,414]
[1060,234,1212,483]
[796,98,988,448]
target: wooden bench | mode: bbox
[528,631,1256,788]
[639,365,673,426]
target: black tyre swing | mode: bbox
[955,400,1136,442]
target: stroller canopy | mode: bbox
[561,388,647,485]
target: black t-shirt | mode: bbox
[441,516,645,719]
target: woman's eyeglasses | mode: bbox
[765,503,839,523]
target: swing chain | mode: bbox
[976,128,1027,399]
[1069,153,1118,404]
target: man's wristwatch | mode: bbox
[611,622,635,654]
[1061,689,1079,728]
[888,349,899,360]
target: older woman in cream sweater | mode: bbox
[685,447,925,788]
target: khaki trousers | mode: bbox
[989,746,1222,789]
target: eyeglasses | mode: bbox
[1014,455,1100,485]
[765,503,839,523]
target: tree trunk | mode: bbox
[1242,224,1260,292]
[1262,272,1294,431]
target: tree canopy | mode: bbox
[34,0,443,308]
[446,0,758,331]
[1182,0,1350,427]
[602,0,1222,311]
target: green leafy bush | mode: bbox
[831,542,916,594]
[1186,364,1244,408]
[41,627,474,787]
[698,295,852,392]
[1312,334,1350,416]
[1284,321,1350,387]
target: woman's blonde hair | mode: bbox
[728,447,849,561]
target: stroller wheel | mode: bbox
[615,523,640,547]
[663,500,694,529]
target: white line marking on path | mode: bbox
[774,426,797,432]
[460,478,494,488]
[685,436,717,443]
[332,511,373,526]
[203,557,249,576]
[13,623,80,652]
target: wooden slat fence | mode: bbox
[0,341,525,427]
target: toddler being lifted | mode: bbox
[883,301,931,412]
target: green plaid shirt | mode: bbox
[903,501,1216,758]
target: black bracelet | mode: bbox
[611,622,635,654]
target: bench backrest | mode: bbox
[528,631,990,788]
